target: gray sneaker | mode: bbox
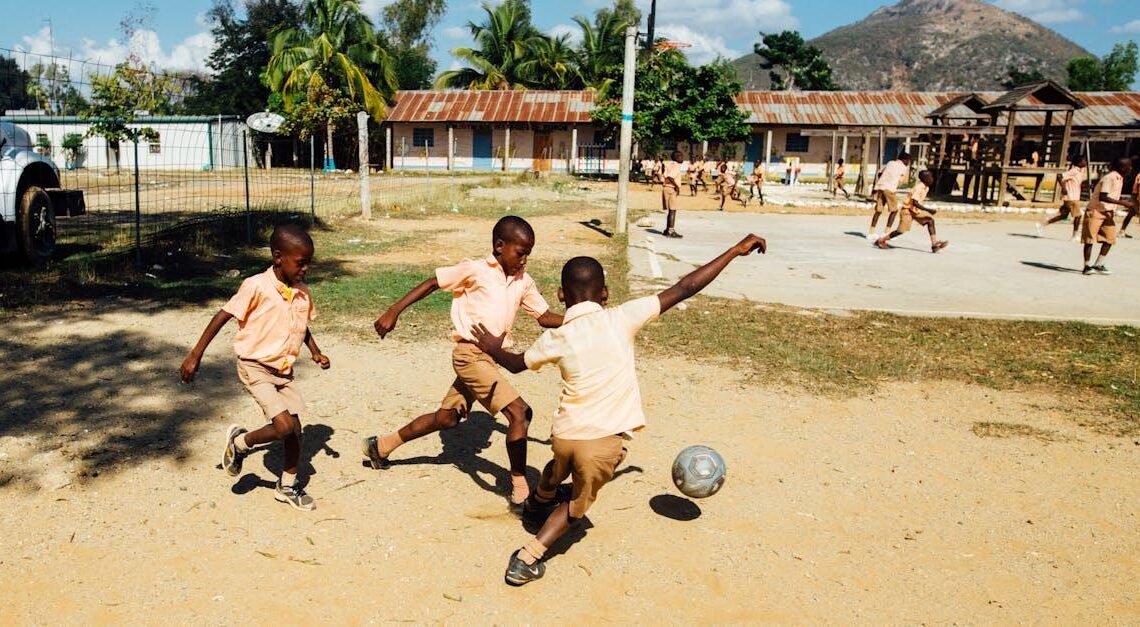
[361,436,390,470]
[222,425,249,476]
[275,479,315,511]
[1094,264,1112,275]
[504,550,545,586]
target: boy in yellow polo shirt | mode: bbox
[471,233,766,585]
[364,216,563,508]
[180,224,330,511]
[874,170,948,253]
[1081,157,1136,276]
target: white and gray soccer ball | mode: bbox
[671,445,726,499]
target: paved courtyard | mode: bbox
[628,211,1140,325]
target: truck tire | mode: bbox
[19,186,56,264]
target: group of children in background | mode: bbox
[182,216,765,587]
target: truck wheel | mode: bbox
[18,186,56,264]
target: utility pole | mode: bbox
[616,24,637,235]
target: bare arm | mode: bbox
[180,309,234,383]
[657,234,766,314]
[537,310,563,328]
[374,277,439,338]
[305,329,330,369]
[1099,191,1138,211]
[470,323,527,374]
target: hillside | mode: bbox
[732,0,1091,91]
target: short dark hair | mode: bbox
[897,151,912,161]
[671,150,683,161]
[561,256,605,300]
[492,215,534,245]
[1112,156,1132,172]
[918,169,934,181]
[270,223,313,253]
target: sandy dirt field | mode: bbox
[2,203,1139,624]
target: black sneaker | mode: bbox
[275,479,315,511]
[222,425,249,476]
[361,436,390,470]
[1082,266,1094,275]
[1094,265,1112,275]
[504,550,545,586]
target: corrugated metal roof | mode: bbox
[982,80,1084,111]
[733,91,953,127]
[384,90,596,123]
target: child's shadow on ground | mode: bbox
[231,423,339,494]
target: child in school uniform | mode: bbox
[662,150,684,238]
[363,216,563,507]
[874,170,949,253]
[180,224,331,511]
[689,155,708,195]
[1037,156,1086,240]
[470,233,767,585]
[748,159,765,206]
[833,158,850,199]
[1081,157,1137,276]
[869,152,911,239]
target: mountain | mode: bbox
[732,0,1092,91]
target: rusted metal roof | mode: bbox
[982,80,1085,111]
[926,93,991,119]
[384,90,596,124]
[1069,92,1140,128]
[733,91,954,127]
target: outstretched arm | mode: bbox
[305,329,330,369]
[374,277,439,338]
[470,323,527,374]
[180,309,234,383]
[1099,191,1138,211]
[537,310,563,328]
[657,234,766,314]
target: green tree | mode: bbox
[1067,42,1138,91]
[518,34,582,89]
[183,0,303,115]
[1067,56,1105,90]
[380,0,447,89]
[436,0,542,89]
[753,31,838,91]
[266,0,397,168]
[25,62,87,114]
[1001,66,1046,90]
[85,60,174,172]
[573,0,640,96]
[0,56,35,113]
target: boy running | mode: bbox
[748,159,765,206]
[364,216,563,507]
[1081,157,1137,276]
[868,152,911,239]
[874,170,949,253]
[1120,162,1140,238]
[663,151,683,238]
[833,158,850,199]
[470,233,767,585]
[1036,156,1086,240]
[689,155,708,196]
[180,224,330,511]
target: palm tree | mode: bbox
[265,0,396,167]
[574,1,639,97]
[518,34,582,89]
[436,0,541,90]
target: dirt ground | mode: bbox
[2,202,1139,624]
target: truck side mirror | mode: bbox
[0,136,7,151]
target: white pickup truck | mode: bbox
[0,121,86,263]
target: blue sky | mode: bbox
[4,0,1139,76]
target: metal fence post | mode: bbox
[309,136,316,219]
[133,137,142,267]
[242,130,251,243]
[357,111,371,219]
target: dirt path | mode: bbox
[1,298,1138,623]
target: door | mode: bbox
[473,129,493,170]
[745,137,763,163]
[532,133,552,171]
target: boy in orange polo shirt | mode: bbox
[662,151,684,238]
[364,216,563,508]
[1037,156,1086,240]
[869,152,911,239]
[874,170,948,253]
[471,233,766,585]
[1081,157,1136,275]
[180,224,330,511]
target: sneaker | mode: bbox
[664,230,683,239]
[361,436,390,470]
[1070,233,1081,243]
[932,240,949,253]
[275,479,316,511]
[1082,266,1094,275]
[504,550,545,586]
[222,425,249,477]
[1124,232,1134,239]
[1094,265,1111,275]
[522,493,559,523]
[866,230,876,239]
[1034,223,1044,236]
[874,237,891,249]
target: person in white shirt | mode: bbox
[869,152,912,239]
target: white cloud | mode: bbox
[359,0,397,19]
[1110,19,1140,34]
[548,23,583,46]
[443,25,469,39]
[656,24,738,65]
[638,0,798,40]
[994,0,1083,24]
[15,25,215,77]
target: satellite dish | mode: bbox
[246,111,286,134]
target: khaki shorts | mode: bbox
[873,190,899,214]
[1062,200,1081,215]
[439,343,520,417]
[897,205,934,233]
[236,359,305,420]
[1083,210,1116,245]
[662,185,678,211]
[536,435,626,518]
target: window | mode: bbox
[149,132,161,154]
[412,127,434,148]
[784,133,810,153]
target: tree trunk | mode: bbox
[325,121,335,171]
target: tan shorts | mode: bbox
[236,359,305,420]
[873,190,899,214]
[662,186,677,211]
[1062,200,1081,215]
[897,205,934,233]
[1083,210,1116,245]
[439,343,520,417]
[536,435,626,518]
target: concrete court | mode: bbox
[628,211,1140,325]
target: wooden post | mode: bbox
[357,111,371,219]
[858,132,871,195]
[503,126,511,172]
[702,139,709,158]
[998,110,1018,206]
[763,129,772,168]
[447,125,454,171]
[841,135,848,163]
[828,131,838,193]
[877,126,886,169]
[384,125,392,171]
[570,126,578,174]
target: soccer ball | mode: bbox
[671,445,726,499]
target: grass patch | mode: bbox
[971,422,1069,442]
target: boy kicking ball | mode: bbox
[1081,157,1137,276]
[180,224,330,511]
[875,170,948,253]
[470,234,766,585]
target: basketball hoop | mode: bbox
[655,40,692,50]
